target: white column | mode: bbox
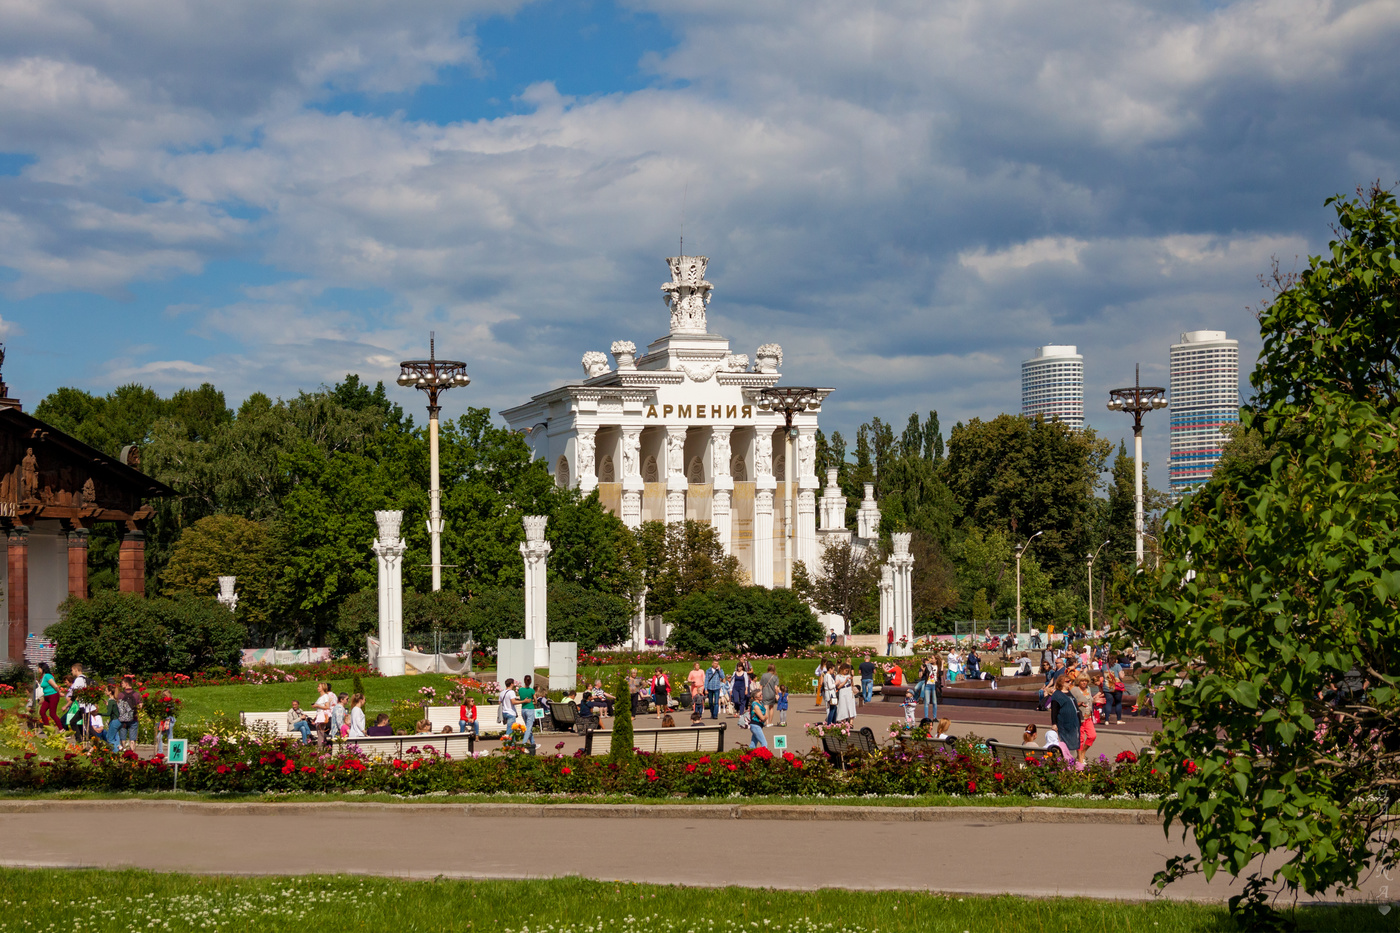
[890,532,915,656]
[856,483,881,542]
[216,576,238,613]
[753,429,776,588]
[372,510,406,676]
[576,427,598,494]
[818,468,845,531]
[620,427,642,529]
[521,515,552,669]
[428,411,444,591]
[664,425,687,524]
[878,564,893,642]
[796,430,818,571]
[711,427,734,554]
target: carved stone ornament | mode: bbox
[582,351,611,378]
[712,432,732,477]
[662,256,714,336]
[891,531,912,559]
[798,433,816,477]
[666,432,685,476]
[755,344,783,373]
[610,340,637,371]
[80,476,96,507]
[677,360,723,382]
[774,453,786,478]
[622,430,641,478]
[755,438,773,477]
[643,456,659,483]
[21,447,38,502]
[523,514,549,544]
[731,455,747,481]
[374,510,404,543]
[576,431,596,476]
[723,354,749,372]
[599,455,615,483]
[555,456,569,487]
[687,456,705,484]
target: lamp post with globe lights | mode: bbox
[397,334,471,591]
[748,386,829,588]
[1106,365,1168,567]
[1086,539,1109,632]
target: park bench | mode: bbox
[239,712,302,738]
[582,724,726,756]
[986,740,1056,768]
[821,726,881,767]
[424,704,501,734]
[548,702,598,734]
[339,732,477,758]
[896,735,956,757]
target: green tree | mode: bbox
[793,539,878,635]
[666,584,822,655]
[161,514,275,630]
[1120,187,1400,923]
[943,413,1111,586]
[609,669,634,763]
[636,520,743,618]
[50,591,244,676]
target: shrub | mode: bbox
[666,584,823,655]
[609,670,633,765]
[49,591,245,677]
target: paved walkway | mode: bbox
[2,800,1392,906]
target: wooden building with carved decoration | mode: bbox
[0,377,173,664]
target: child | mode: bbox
[332,693,348,738]
[691,688,704,720]
[690,709,705,727]
[902,688,917,727]
[776,685,789,727]
[460,697,479,737]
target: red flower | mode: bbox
[739,754,753,764]
[301,766,316,773]
[967,780,977,793]
[782,751,795,762]
[792,760,803,769]
[1151,768,1157,775]
[259,757,270,765]
[685,763,696,773]
[993,772,1004,781]
[234,762,248,772]
[23,752,36,760]
[1184,759,1198,775]
[698,755,710,764]
[645,768,658,782]
[725,762,737,772]
[561,766,572,776]
[1115,750,1138,764]
[753,747,773,761]
[216,765,229,774]
[281,762,295,774]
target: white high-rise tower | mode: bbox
[1169,330,1240,499]
[1021,346,1084,429]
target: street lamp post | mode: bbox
[750,386,826,588]
[1086,539,1109,633]
[1107,365,1168,567]
[1014,530,1043,638]
[397,333,470,592]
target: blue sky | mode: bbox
[1,0,1398,491]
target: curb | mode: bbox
[0,798,1159,825]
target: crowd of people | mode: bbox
[27,662,176,755]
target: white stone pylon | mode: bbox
[889,532,915,656]
[372,510,407,676]
[521,515,552,669]
[216,575,238,613]
[878,564,893,645]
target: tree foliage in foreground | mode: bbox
[1120,186,1400,924]
[666,584,822,655]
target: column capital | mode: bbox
[67,528,91,548]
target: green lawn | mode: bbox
[0,870,1390,932]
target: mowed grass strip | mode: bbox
[0,870,1390,933]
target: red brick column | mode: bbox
[7,527,29,662]
[67,529,90,600]
[118,528,145,596]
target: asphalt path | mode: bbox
[2,800,1393,908]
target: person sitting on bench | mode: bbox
[367,713,394,737]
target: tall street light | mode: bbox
[1107,365,1167,567]
[750,386,826,588]
[397,333,470,592]
[1086,539,1109,633]
[1014,530,1043,638]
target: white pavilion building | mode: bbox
[502,256,833,589]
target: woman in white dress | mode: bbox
[834,662,858,722]
[346,694,367,739]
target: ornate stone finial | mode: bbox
[662,256,713,335]
[582,351,610,378]
[723,353,749,373]
[825,468,840,491]
[216,576,239,612]
[523,514,548,544]
[755,344,783,373]
[862,483,876,506]
[374,510,404,543]
[610,340,637,371]
[891,532,912,559]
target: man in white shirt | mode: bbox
[499,679,519,730]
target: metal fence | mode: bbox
[402,630,475,657]
[952,620,1021,638]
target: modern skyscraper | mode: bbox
[1168,330,1240,499]
[1021,345,1084,429]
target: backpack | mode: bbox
[116,693,137,723]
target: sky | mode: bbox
[1,0,1397,492]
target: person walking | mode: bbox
[1103,670,1126,724]
[1072,674,1096,755]
[347,694,368,739]
[858,656,876,705]
[730,667,750,718]
[917,656,939,722]
[821,661,839,725]
[686,663,704,705]
[886,627,895,656]
[518,675,538,747]
[834,662,858,723]
[499,678,519,732]
[99,682,121,753]
[704,660,726,720]
[813,659,828,709]
[759,665,780,725]
[1050,675,1082,764]
[312,682,335,747]
[36,663,60,727]
[745,694,768,749]
[652,668,671,720]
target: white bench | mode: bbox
[339,732,477,758]
[240,712,301,737]
[423,704,502,733]
[584,724,726,756]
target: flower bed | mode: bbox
[0,733,1171,800]
[141,662,381,691]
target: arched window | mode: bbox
[731,455,747,482]
[687,456,705,484]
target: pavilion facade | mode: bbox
[502,256,833,588]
